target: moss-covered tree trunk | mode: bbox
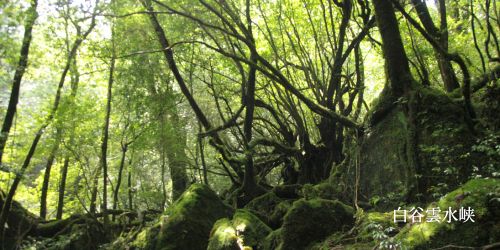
[368,0,421,200]
[166,110,188,201]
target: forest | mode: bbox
[0,0,499,249]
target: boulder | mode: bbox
[208,209,272,250]
[360,87,478,208]
[133,184,233,250]
[245,192,291,229]
[280,199,355,250]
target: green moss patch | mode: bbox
[397,178,500,249]
[132,184,233,250]
[280,199,355,250]
[208,209,272,250]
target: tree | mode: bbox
[0,3,97,238]
[0,0,37,166]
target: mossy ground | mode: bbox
[396,178,500,249]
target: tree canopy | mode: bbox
[0,0,499,249]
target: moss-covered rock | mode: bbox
[132,184,233,250]
[207,219,241,250]
[301,182,339,200]
[360,87,479,208]
[396,178,500,249]
[280,199,355,250]
[245,192,290,229]
[262,228,283,250]
[131,225,161,249]
[30,217,107,250]
[208,209,272,250]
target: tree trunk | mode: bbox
[198,123,209,185]
[372,0,413,97]
[0,1,38,165]
[56,54,80,220]
[161,147,167,208]
[112,144,127,221]
[112,145,127,214]
[127,164,133,211]
[372,0,421,199]
[411,0,459,92]
[89,166,100,214]
[39,134,60,219]
[242,52,258,195]
[56,157,69,219]
[100,54,115,224]
[167,111,188,201]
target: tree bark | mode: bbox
[372,0,413,97]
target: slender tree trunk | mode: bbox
[111,144,127,221]
[56,157,69,219]
[112,145,127,212]
[143,0,245,181]
[198,123,209,185]
[161,148,167,207]
[411,0,459,92]
[100,54,115,224]
[89,167,100,214]
[127,160,133,210]
[56,55,80,220]
[0,1,38,165]
[39,133,60,219]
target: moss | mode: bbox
[356,211,397,242]
[208,209,272,250]
[280,199,355,250]
[33,217,108,250]
[360,104,412,209]
[359,86,479,208]
[269,200,292,229]
[262,228,283,250]
[131,225,160,249]
[207,219,240,250]
[138,184,233,250]
[245,192,284,229]
[272,184,302,199]
[310,240,375,250]
[396,178,500,249]
[301,182,339,200]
